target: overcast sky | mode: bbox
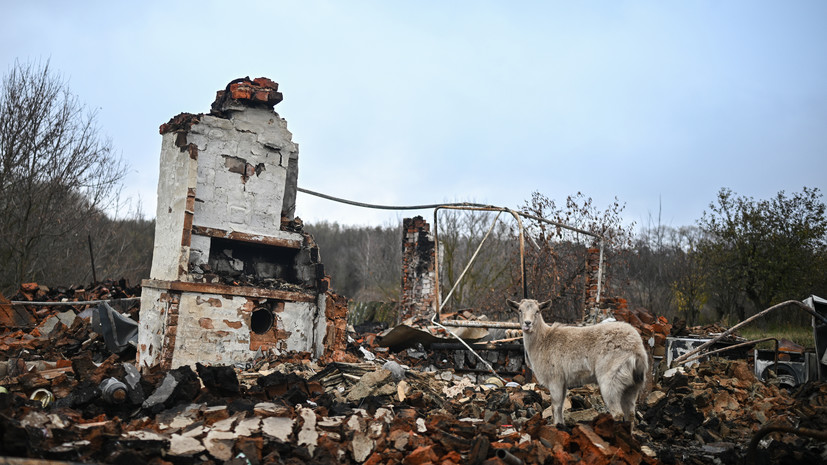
[3,1,826,230]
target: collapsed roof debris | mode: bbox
[2,282,826,464]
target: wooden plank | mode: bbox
[181,188,196,247]
[191,225,302,249]
[141,279,316,302]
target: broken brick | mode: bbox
[403,445,440,465]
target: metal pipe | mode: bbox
[677,337,777,366]
[433,207,441,320]
[429,207,509,383]
[297,187,601,302]
[298,187,601,309]
[10,297,141,307]
[511,210,605,303]
[87,235,97,284]
[297,187,490,211]
[433,205,529,315]
[439,211,503,312]
[430,342,524,351]
[429,314,506,384]
[439,320,521,329]
[672,300,827,366]
[510,208,527,299]
[596,238,604,305]
[514,210,600,238]
[298,185,599,239]
[428,221,509,390]
[496,449,524,465]
[0,457,91,465]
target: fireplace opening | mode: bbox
[250,307,275,334]
[205,237,300,287]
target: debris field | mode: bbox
[1,282,826,465]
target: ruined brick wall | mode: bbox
[399,216,436,324]
[584,247,600,311]
[584,247,614,323]
[321,291,349,362]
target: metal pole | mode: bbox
[429,313,506,383]
[433,208,441,318]
[514,210,598,238]
[676,337,777,366]
[596,238,604,305]
[297,187,600,306]
[672,300,827,366]
[438,319,522,329]
[87,235,97,284]
[438,211,502,312]
[434,205,530,316]
[10,297,141,307]
[512,210,604,302]
[508,209,527,299]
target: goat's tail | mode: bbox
[632,349,647,385]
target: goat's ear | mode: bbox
[506,299,521,312]
[538,300,552,311]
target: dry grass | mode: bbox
[739,324,815,350]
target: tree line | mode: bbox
[627,192,826,326]
[308,187,826,327]
[2,60,825,328]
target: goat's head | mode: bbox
[506,299,551,334]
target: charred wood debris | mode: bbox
[0,282,825,465]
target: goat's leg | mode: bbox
[620,382,642,426]
[548,383,567,426]
[596,374,626,420]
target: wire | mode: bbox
[297,186,601,239]
[297,187,493,211]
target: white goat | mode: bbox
[507,298,648,426]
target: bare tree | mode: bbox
[0,60,126,293]
[520,192,635,322]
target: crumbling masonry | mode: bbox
[138,78,345,371]
[399,216,437,323]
